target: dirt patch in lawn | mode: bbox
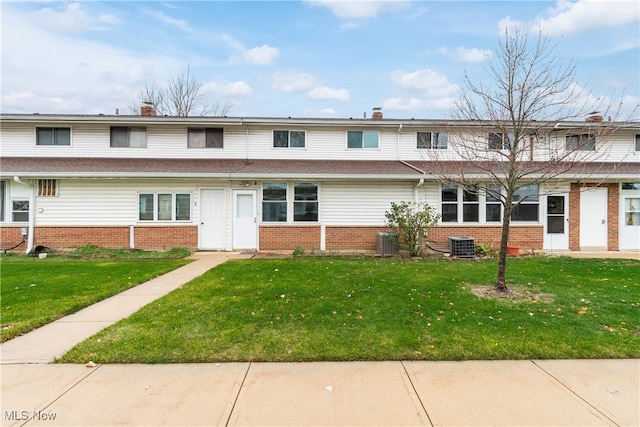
[471,284,555,303]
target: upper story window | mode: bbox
[188,128,223,148]
[488,132,513,150]
[110,127,147,148]
[139,193,191,221]
[347,130,378,149]
[36,127,70,146]
[417,132,448,149]
[566,134,595,151]
[635,134,640,151]
[274,130,305,148]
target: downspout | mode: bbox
[13,176,35,254]
[396,123,403,160]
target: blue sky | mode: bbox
[1,1,639,119]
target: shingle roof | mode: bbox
[1,157,637,179]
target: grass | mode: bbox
[0,249,190,342]
[59,256,640,363]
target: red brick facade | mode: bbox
[428,225,543,251]
[260,225,321,251]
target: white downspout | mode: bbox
[13,176,35,254]
[396,123,403,160]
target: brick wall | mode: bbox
[0,225,197,251]
[0,226,28,251]
[428,225,543,251]
[134,226,198,251]
[260,225,321,251]
[326,226,390,251]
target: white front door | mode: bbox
[232,189,257,250]
[580,187,608,250]
[543,194,568,251]
[199,189,226,250]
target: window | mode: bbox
[0,181,5,222]
[566,134,595,151]
[485,184,502,222]
[111,127,147,147]
[635,134,640,151]
[273,130,305,148]
[441,184,458,222]
[262,183,287,222]
[188,128,223,148]
[138,193,190,221]
[36,127,70,146]
[417,132,448,149]
[294,183,318,221]
[347,131,378,149]
[511,184,539,221]
[262,182,319,222]
[463,185,479,222]
[12,200,29,222]
[38,179,58,197]
[488,132,513,150]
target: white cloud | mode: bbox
[304,0,409,19]
[383,97,424,111]
[271,71,317,92]
[389,69,458,98]
[32,2,119,33]
[437,47,491,63]
[202,81,252,97]
[499,0,640,36]
[307,86,351,102]
[244,45,280,65]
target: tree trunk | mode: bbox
[496,200,513,293]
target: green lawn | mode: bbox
[1,254,190,342]
[60,256,640,363]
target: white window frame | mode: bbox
[417,131,448,149]
[111,127,147,148]
[261,182,319,223]
[566,134,596,151]
[138,193,191,222]
[273,130,306,148]
[188,128,224,148]
[36,127,71,146]
[11,200,29,223]
[347,130,379,149]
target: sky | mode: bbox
[1,0,639,120]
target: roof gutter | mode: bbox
[13,176,35,254]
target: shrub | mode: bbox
[385,201,440,257]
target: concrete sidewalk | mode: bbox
[1,359,638,426]
[0,252,251,364]
[1,250,639,426]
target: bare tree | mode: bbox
[129,66,233,117]
[423,27,623,292]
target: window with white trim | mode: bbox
[36,127,71,146]
[273,130,305,148]
[347,131,378,149]
[566,134,595,151]
[138,193,191,221]
[111,127,147,148]
[635,134,639,151]
[12,200,29,222]
[188,128,223,148]
[0,181,5,222]
[262,182,319,222]
[485,184,502,222]
[511,184,539,221]
[488,132,513,150]
[417,132,448,149]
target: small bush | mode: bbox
[385,201,440,257]
[475,242,497,258]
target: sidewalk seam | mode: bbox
[223,362,252,426]
[401,361,434,427]
[531,360,621,426]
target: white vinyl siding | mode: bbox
[321,181,414,225]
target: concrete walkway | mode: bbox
[1,251,639,426]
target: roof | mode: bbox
[2,157,638,180]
